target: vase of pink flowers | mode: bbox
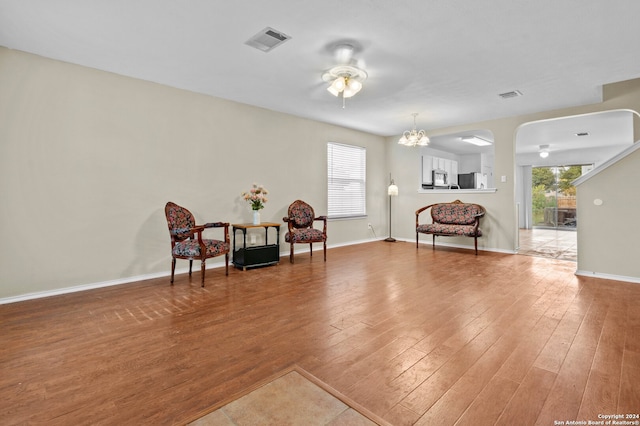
[241,183,268,224]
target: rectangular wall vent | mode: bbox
[245,27,291,52]
[498,90,523,99]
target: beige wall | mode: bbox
[387,79,640,281]
[387,117,522,253]
[3,46,640,301]
[576,148,640,279]
[0,48,387,300]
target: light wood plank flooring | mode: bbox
[1,241,639,425]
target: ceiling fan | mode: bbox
[321,43,368,107]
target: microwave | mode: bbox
[432,169,448,187]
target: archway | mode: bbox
[514,109,636,260]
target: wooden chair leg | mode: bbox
[225,253,229,276]
[416,233,419,248]
[432,235,436,250]
[200,260,206,287]
[475,237,478,255]
[310,243,313,257]
[290,243,294,263]
[189,259,193,276]
[323,241,326,261]
[170,258,176,284]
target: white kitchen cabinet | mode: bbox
[450,161,458,185]
[423,155,458,186]
[422,156,433,184]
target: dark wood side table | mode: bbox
[232,222,280,270]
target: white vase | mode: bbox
[252,210,261,225]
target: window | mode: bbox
[327,142,366,219]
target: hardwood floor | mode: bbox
[1,241,639,425]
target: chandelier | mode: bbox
[398,113,430,147]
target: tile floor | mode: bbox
[187,369,383,426]
[518,228,577,261]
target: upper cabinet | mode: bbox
[422,155,459,187]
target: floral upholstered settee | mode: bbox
[415,199,485,255]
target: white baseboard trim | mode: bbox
[575,270,640,284]
[407,237,516,255]
[1,271,165,305]
[0,260,228,305]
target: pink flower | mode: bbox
[241,184,269,210]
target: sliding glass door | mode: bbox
[531,165,590,229]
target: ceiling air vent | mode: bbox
[498,90,523,99]
[245,27,291,52]
[575,132,590,137]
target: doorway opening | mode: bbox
[518,165,589,261]
[515,109,636,262]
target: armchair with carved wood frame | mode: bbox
[282,200,327,263]
[164,202,230,286]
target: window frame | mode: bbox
[327,142,366,219]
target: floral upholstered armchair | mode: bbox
[164,202,230,286]
[282,200,327,263]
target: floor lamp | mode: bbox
[385,176,398,242]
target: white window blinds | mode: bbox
[327,142,366,219]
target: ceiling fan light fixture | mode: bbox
[342,87,356,98]
[327,84,340,97]
[334,76,346,91]
[342,78,362,98]
[328,76,346,96]
[461,136,492,146]
[348,78,362,91]
[322,64,367,103]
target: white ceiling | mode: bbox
[2,0,640,147]
[515,109,635,166]
[425,129,496,156]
